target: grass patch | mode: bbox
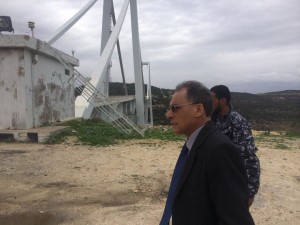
[274,143,290,150]
[254,136,268,143]
[258,131,272,137]
[255,131,296,142]
[144,127,185,141]
[45,119,184,146]
[255,132,273,142]
[285,131,300,138]
[44,129,74,144]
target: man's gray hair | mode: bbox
[175,80,212,116]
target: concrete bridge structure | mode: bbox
[0,0,152,139]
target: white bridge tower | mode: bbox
[47,0,153,135]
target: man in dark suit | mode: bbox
[159,80,254,225]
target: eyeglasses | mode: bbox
[167,103,198,113]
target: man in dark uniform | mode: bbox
[210,85,260,206]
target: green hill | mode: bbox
[108,83,300,132]
[231,90,300,131]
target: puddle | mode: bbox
[0,150,27,155]
[83,190,140,207]
[36,181,78,188]
[0,211,63,225]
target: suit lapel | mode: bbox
[174,121,217,198]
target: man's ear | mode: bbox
[195,104,204,118]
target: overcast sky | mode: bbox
[2,0,300,93]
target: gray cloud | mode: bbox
[2,0,300,93]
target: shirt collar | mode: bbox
[186,124,205,152]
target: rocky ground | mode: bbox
[0,132,299,225]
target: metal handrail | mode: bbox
[45,42,145,136]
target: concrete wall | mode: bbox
[0,35,79,129]
[0,49,28,129]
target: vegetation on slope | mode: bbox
[77,82,300,132]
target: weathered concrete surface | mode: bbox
[0,35,78,130]
[0,126,69,142]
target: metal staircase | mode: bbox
[72,71,146,136]
[45,42,145,136]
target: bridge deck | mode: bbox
[103,95,135,105]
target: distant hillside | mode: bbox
[109,83,300,131]
[230,90,300,131]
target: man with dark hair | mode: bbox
[160,80,254,225]
[210,85,260,206]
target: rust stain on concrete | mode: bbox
[17,67,24,76]
[23,35,30,41]
[14,88,17,100]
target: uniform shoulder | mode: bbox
[230,111,249,128]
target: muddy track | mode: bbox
[0,137,299,224]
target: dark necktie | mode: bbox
[159,144,189,225]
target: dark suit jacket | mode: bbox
[172,121,255,225]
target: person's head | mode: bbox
[210,85,231,115]
[165,80,212,137]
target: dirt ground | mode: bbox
[0,133,299,225]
